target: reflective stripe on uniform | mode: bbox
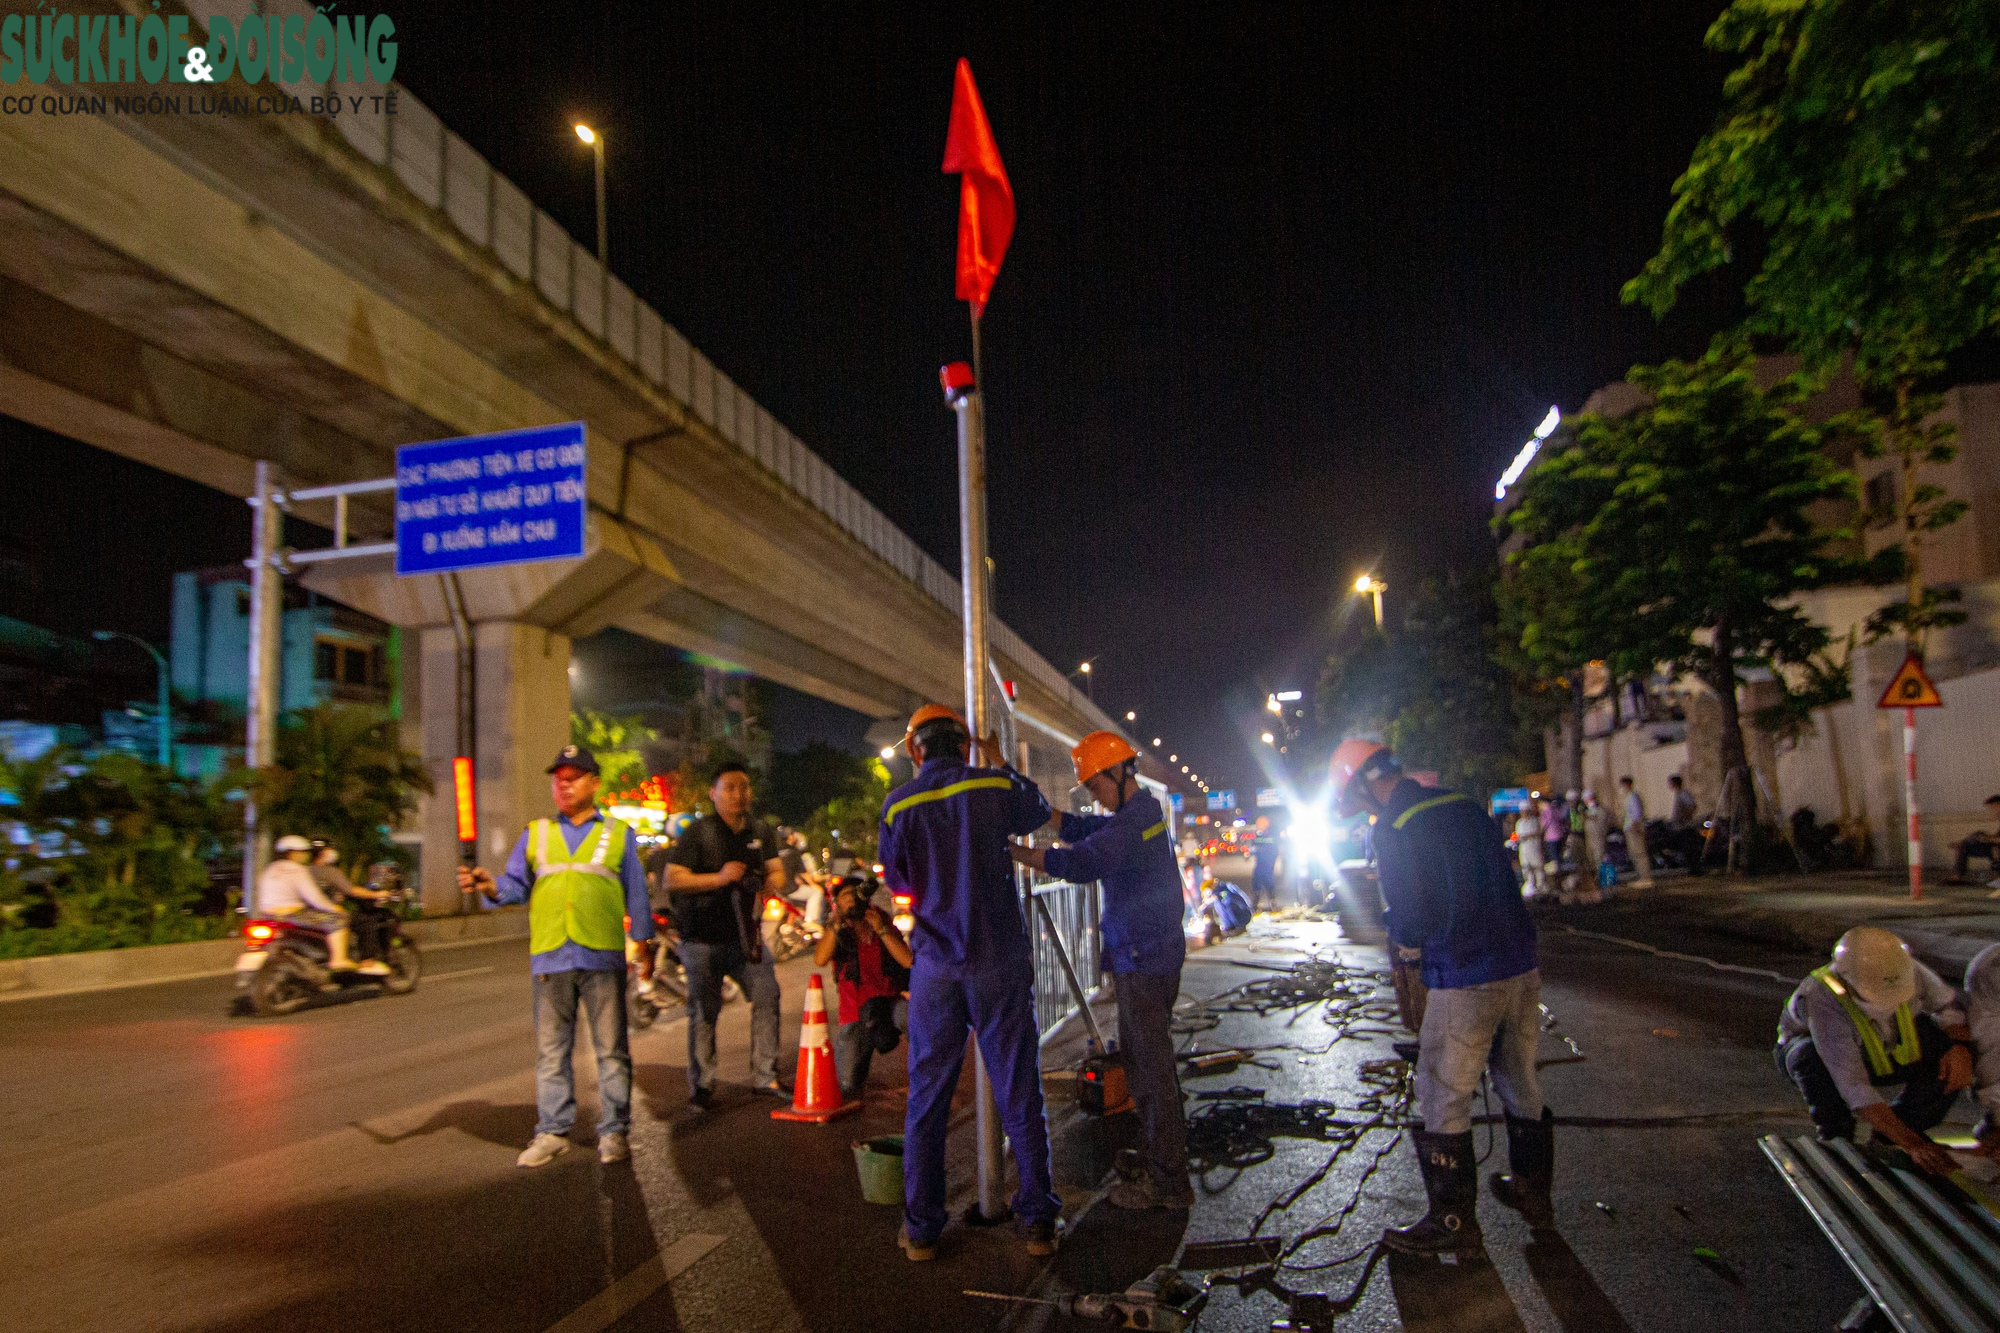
[1810,964,1921,1078]
[1391,791,1473,830]
[884,775,1014,826]
[1141,821,1167,841]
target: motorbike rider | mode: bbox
[258,835,386,976]
[310,843,394,961]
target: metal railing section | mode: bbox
[1760,1133,2000,1332]
[1027,877,1103,1046]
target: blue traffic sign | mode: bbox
[1207,790,1236,811]
[395,423,587,576]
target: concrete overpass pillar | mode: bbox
[417,622,572,914]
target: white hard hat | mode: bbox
[274,835,313,853]
[1832,926,1916,1009]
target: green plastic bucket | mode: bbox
[853,1135,905,1205]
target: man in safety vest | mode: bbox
[1012,730,1191,1209]
[1332,738,1545,1255]
[1777,926,1974,1176]
[461,744,654,1168]
[880,703,1059,1262]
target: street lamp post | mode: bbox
[1355,574,1386,629]
[574,123,608,267]
[93,631,170,769]
[1075,658,1095,701]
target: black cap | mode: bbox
[547,744,600,776]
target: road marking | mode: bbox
[542,1232,727,1333]
[426,966,495,983]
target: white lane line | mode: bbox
[426,966,495,983]
[542,1232,727,1333]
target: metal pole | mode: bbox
[242,462,283,914]
[442,573,478,914]
[955,314,1007,1224]
[1905,705,1922,900]
[154,647,171,771]
[592,135,608,268]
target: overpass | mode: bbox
[0,1,1167,905]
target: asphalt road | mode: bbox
[0,904,1904,1332]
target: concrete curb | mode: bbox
[0,908,529,1003]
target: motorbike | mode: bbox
[761,886,819,963]
[234,869,420,1016]
[626,910,686,1031]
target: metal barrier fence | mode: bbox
[1026,876,1104,1046]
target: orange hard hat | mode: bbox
[902,703,968,758]
[1330,738,1397,816]
[1071,730,1139,785]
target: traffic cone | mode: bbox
[772,974,860,1123]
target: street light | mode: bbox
[880,746,896,761]
[1075,658,1095,701]
[92,631,170,769]
[1266,694,1282,716]
[1261,732,1275,745]
[573,122,608,266]
[1125,710,1137,722]
[1153,737,1163,747]
[1355,573,1386,628]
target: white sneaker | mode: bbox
[517,1133,570,1168]
[598,1132,629,1164]
[356,960,391,976]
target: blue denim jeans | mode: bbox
[533,968,632,1138]
[678,939,781,1092]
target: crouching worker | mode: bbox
[1776,926,1974,1176]
[815,878,912,1101]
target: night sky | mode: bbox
[5,5,1748,791]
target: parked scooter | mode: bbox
[235,870,420,1016]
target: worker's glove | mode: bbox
[1942,1042,1976,1094]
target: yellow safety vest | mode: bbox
[1811,964,1921,1079]
[527,816,630,955]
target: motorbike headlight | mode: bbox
[762,898,785,921]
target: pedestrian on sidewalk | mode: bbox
[1947,796,2000,889]
[1012,731,1193,1211]
[1666,774,1704,876]
[1515,802,1546,897]
[1581,792,1610,901]
[814,878,912,1101]
[1618,776,1655,888]
[880,704,1060,1262]
[1541,793,1568,880]
[1776,927,1974,1174]
[664,762,789,1107]
[460,745,654,1168]
[1330,739,1549,1255]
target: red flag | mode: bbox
[941,58,1014,316]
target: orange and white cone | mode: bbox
[772,974,860,1123]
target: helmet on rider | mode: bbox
[1330,739,1402,818]
[902,703,970,762]
[1831,926,1917,1009]
[274,834,314,861]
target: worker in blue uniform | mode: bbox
[1012,730,1191,1209]
[879,703,1058,1262]
[1330,738,1546,1255]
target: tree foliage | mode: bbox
[799,758,893,862]
[1626,0,1999,644]
[0,749,235,937]
[1318,570,1540,798]
[569,709,656,795]
[765,742,876,827]
[249,705,430,871]
[1498,340,1861,793]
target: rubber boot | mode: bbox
[1489,1107,1555,1230]
[1382,1130,1482,1255]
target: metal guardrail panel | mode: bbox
[1027,878,1102,1043]
[1761,1133,2000,1333]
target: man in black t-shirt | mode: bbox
[665,762,788,1106]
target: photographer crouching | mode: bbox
[813,876,913,1101]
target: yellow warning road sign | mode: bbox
[1877,655,1943,708]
